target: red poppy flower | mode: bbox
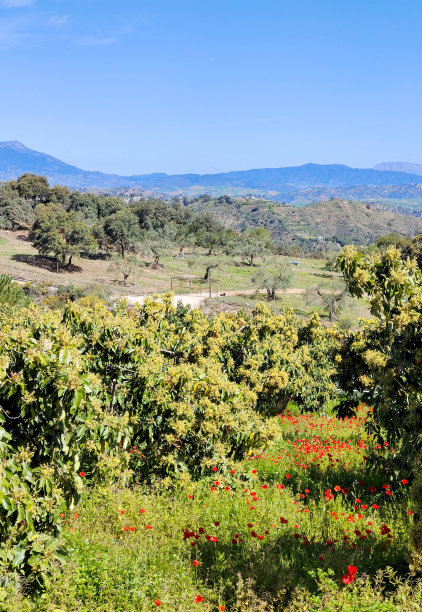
[120,510,125,515]
[214,521,220,526]
[123,526,129,532]
[230,470,235,474]
[193,560,200,566]
[130,526,135,532]
[220,607,226,611]
[140,508,146,514]
[212,467,217,472]
[372,504,379,510]
[251,470,257,474]
[154,599,162,607]
[401,479,409,485]
[194,595,204,603]
[342,573,354,584]
[79,471,85,477]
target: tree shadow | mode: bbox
[11,254,82,273]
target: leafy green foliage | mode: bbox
[29,204,97,265]
[337,245,422,570]
[231,227,273,265]
[252,261,293,299]
[0,275,31,308]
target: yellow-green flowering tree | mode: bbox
[337,245,422,571]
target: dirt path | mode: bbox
[122,287,307,308]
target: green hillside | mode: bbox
[186,196,422,246]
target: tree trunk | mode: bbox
[204,263,219,280]
[67,254,73,267]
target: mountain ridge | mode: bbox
[2,142,422,197]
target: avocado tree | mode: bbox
[336,245,422,570]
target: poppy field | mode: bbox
[6,405,420,611]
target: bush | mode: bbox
[0,296,341,588]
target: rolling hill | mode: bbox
[185,196,422,246]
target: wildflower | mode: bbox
[372,504,379,510]
[120,510,125,515]
[401,479,409,485]
[130,526,135,532]
[140,509,146,514]
[123,526,129,532]
[194,595,204,603]
[79,471,85,477]
[212,467,217,472]
[193,560,200,566]
[251,470,257,474]
[220,607,226,611]
[154,599,162,607]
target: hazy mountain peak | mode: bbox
[374,162,422,176]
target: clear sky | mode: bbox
[0,0,421,175]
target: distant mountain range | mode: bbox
[1,141,422,205]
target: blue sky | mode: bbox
[0,0,421,175]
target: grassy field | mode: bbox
[0,230,369,322]
[6,405,418,611]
